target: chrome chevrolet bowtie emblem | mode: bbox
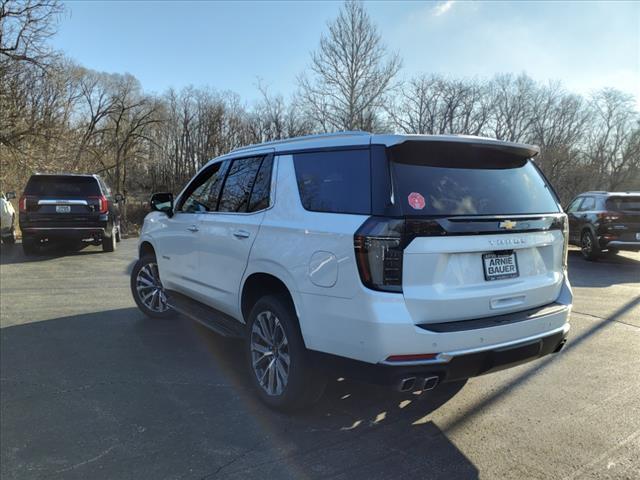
[499,220,517,230]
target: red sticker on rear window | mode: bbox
[408,192,426,210]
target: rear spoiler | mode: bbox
[377,134,540,159]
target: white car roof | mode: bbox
[204,131,540,168]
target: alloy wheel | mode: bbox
[250,310,290,396]
[581,233,592,256]
[135,262,168,313]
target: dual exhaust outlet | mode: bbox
[397,375,439,393]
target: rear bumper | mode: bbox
[20,226,107,239]
[313,326,568,386]
[603,240,640,251]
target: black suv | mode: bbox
[566,191,640,260]
[19,174,123,255]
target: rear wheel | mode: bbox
[581,230,600,261]
[2,226,16,245]
[246,295,326,411]
[130,254,172,318]
[22,235,38,255]
[102,226,116,252]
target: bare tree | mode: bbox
[298,0,401,132]
[0,0,62,67]
[387,75,490,136]
[585,89,640,190]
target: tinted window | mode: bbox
[567,198,583,213]
[24,176,101,196]
[578,197,595,211]
[293,149,371,214]
[218,156,264,213]
[606,196,640,211]
[179,161,226,213]
[388,143,560,216]
[248,156,273,212]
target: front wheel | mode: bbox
[246,295,326,411]
[130,255,172,318]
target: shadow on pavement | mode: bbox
[0,240,102,265]
[567,250,640,288]
[438,294,640,436]
[1,308,477,480]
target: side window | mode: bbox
[218,156,264,213]
[578,196,595,212]
[566,198,582,213]
[248,156,274,212]
[293,149,371,214]
[179,161,226,213]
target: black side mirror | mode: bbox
[150,192,173,217]
[5,192,16,200]
[114,193,125,203]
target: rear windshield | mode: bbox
[606,196,640,211]
[24,176,101,197]
[388,142,560,216]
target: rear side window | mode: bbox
[24,176,101,197]
[606,196,640,211]
[293,149,371,215]
[218,156,264,213]
[388,142,560,216]
[248,156,273,212]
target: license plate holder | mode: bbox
[56,205,71,213]
[482,251,519,281]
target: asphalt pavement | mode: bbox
[0,239,638,480]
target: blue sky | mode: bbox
[54,1,639,104]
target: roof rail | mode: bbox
[230,131,371,153]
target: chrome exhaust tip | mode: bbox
[397,377,416,392]
[421,376,439,391]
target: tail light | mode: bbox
[19,195,34,212]
[552,214,569,270]
[354,217,446,293]
[90,195,109,213]
[598,211,622,222]
[354,217,404,292]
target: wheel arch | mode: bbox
[139,240,156,259]
[240,268,301,326]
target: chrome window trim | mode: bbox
[37,199,88,205]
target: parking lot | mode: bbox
[1,239,638,480]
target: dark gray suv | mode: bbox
[18,174,124,254]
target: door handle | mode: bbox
[187,225,199,232]
[233,229,250,239]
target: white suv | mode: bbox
[131,132,572,410]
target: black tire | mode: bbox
[102,226,116,252]
[3,216,16,244]
[130,254,172,319]
[581,230,600,261]
[22,235,38,255]
[2,229,16,245]
[245,295,326,411]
